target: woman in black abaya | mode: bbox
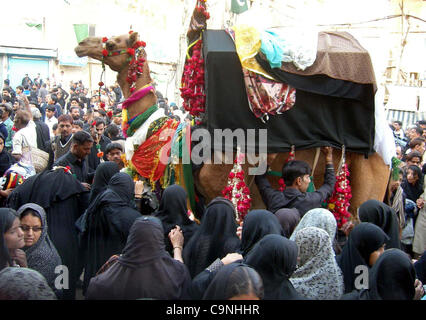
[341,249,418,300]
[336,222,389,293]
[7,168,89,300]
[88,161,120,203]
[86,216,191,300]
[244,234,303,300]
[358,199,401,249]
[153,184,199,254]
[183,197,241,278]
[239,209,284,256]
[82,172,141,294]
[202,262,264,300]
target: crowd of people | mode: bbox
[0,72,425,301]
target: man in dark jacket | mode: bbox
[87,117,111,172]
[255,147,335,217]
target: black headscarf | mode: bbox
[240,209,284,256]
[244,234,303,300]
[274,208,300,238]
[17,203,62,294]
[183,197,241,278]
[89,161,120,203]
[401,165,424,202]
[0,208,18,270]
[82,172,141,294]
[351,249,416,300]
[86,216,192,300]
[153,184,199,254]
[0,133,12,177]
[358,200,401,249]
[202,262,264,300]
[336,222,389,293]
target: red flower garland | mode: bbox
[278,148,295,191]
[180,40,206,117]
[327,163,352,228]
[101,31,147,95]
[221,150,252,222]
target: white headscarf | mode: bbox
[290,227,344,300]
[290,208,337,244]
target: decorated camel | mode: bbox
[75,29,391,228]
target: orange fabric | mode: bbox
[131,118,179,185]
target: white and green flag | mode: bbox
[231,0,248,14]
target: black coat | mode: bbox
[255,164,335,217]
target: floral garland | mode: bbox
[180,0,210,118]
[180,39,206,117]
[221,148,252,223]
[278,147,295,191]
[101,31,147,95]
[327,162,352,229]
[91,121,103,158]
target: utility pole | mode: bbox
[396,0,410,85]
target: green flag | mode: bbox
[231,0,248,14]
[73,24,89,44]
[26,23,42,31]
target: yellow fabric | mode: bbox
[232,24,276,81]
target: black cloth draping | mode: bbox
[341,249,416,300]
[6,169,89,300]
[336,222,389,294]
[358,200,401,249]
[17,203,63,298]
[202,30,375,155]
[183,197,241,278]
[239,209,284,256]
[82,172,141,294]
[414,251,426,284]
[244,234,303,300]
[86,216,191,300]
[153,184,199,255]
[0,133,13,177]
[274,208,300,238]
[202,262,263,300]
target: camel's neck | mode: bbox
[116,64,157,120]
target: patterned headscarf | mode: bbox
[290,227,344,300]
[17,203,62,290]
[290,208,337,244]
[0,267,57,300]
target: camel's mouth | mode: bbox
[74,45,88,57]
[74,37,102,58]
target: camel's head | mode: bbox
[75,32,144,72]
